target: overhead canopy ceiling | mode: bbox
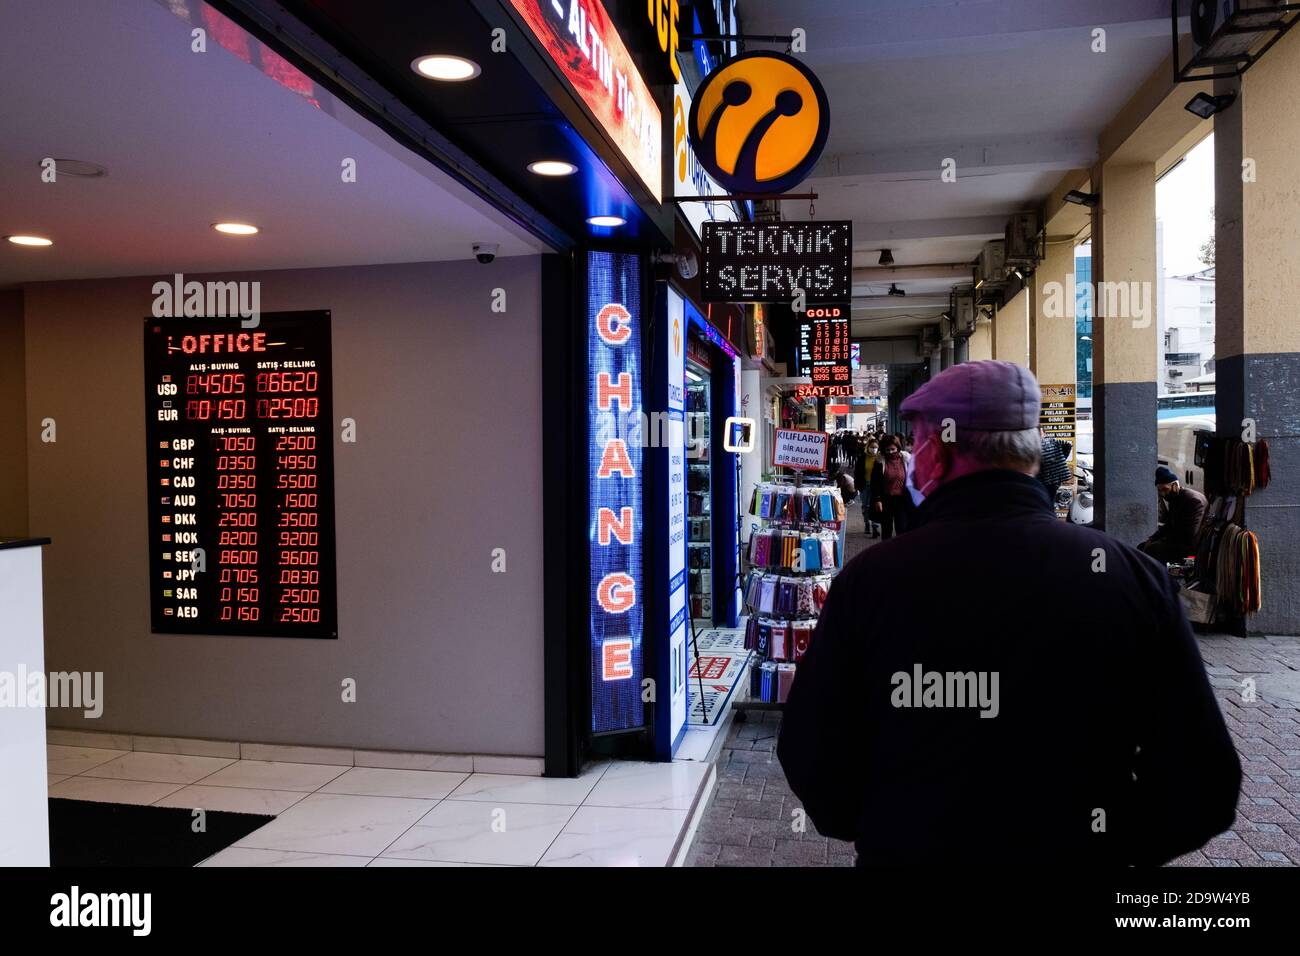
[741,0,1190,342]
[0,0,545,288]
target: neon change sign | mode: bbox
[588,251,644,733]
[512,0,663,202]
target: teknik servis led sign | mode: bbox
[688,51,830,195]
[701,221,852,303]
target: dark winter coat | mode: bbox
[777,469,1241,865]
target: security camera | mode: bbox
[473,242,499,264]
[675,249,699,281]
[654,250,699,281]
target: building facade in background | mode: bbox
[1075,249,1093,416]
[1161,267,1216,393]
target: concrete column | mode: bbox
[941,338,954,370]
[968,320,992,361]
[993,288,1030,367]
[1216,26,1300,633]
[1091,160,1158,544]
[929,349,941,378]
[953,336,970,364]
[1030,238,1077,388]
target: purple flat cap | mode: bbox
[899,360,1040,431]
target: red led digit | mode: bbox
[218,531,258,547]
[278,531,318,547]
[217,511,257,527]
[278,550,319,566]
[278,512,317,527]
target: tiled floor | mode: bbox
[45,749,712,867]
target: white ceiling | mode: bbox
[741,0,1184,341]
[0,0,544,288]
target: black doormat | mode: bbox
[49,799,274,867]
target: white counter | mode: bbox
[0,538,51,866]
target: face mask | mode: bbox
[867,445,878,455]
[904,437,939,506]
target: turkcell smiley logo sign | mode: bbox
[688,51,830,195]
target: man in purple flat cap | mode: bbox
[778,360,1240,866]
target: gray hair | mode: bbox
[916,419,1041,472]
[959,427,1041,472]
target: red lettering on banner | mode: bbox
[597,439,635,478]
[597,573,636,613]
[596,303,632,345]
[597,507,635,545]
[602,638,634,679]
[596,371,633,412]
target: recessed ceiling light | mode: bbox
[587,215,626,228]
[212,222,259,236]
[411,55,481,81]
[5,235,53,247]
[528,160,578,177]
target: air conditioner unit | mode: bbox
[1175,0,1299,82]
[974,241,1006,304]
[952,287,976,337]
[1004,210,1043,269]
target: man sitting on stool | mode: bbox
[1138,466,1207,565]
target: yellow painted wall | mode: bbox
[1031,239,1077,385]
[1243,26,1300,354]
[968,320,992,361]
[1092,161,1157,385]
[993,288,1029,367]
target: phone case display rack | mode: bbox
[687,378,713,620]
[735,475,845,713]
